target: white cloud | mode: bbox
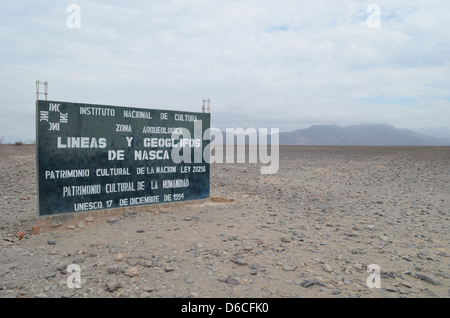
[0,0,449,142]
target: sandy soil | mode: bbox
[0,144,448,298]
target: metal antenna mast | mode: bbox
[36,80,48,101]
[202,98,210,113]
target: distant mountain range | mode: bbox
[416,126,450,140]
[278,124,450,146]
[215,124,450,146]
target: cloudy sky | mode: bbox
[1,0,449,143]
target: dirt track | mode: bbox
[0,144,449,298]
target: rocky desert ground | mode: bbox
[0,144,448,298]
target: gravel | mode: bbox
[0,145,449,298]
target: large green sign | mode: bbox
[36,100,210,216]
